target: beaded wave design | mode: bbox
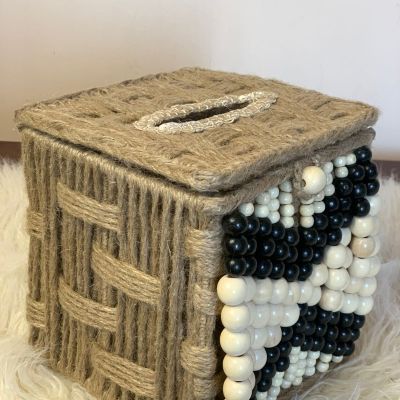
[218,146,381,400]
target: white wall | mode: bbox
[1,0,399,159]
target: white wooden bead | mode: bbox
[264,325,282,348]
[295,368,305,377]
[301,197,314,205]
[359,277,377,297]
[271,375,283,387]
[325,268,350,291]
[349,257,371,278]
[316,361,330,373]
[313,201,326,214]
[298,350,307,358]
[223,354,253,381]
[281,216,295,228]
[254,204,270,218]
[223,378,252,400]
[256,191,271,205]
[309,264,329,287]
[292,377,303,386]
[289,353,299,363]
[268,304,284,326]
[323,162,334,174]
[284,282,301,305]
[253,304,271,328]
[222,304,252,332]
[275,371,285,378]
[332,355,343,363]
[367,256,381,277]
[351,237,376,258]
[308,286,322,306]
[351,216,376,238]
[356,296,374,315]
[306,357,316,367]
[218,275,247,306]
[220,329,251,356]
[280,204,295,217]
[268,198,280,212]
[319,353,332,363]
[279,192,293,205]
[367,195,381,216]
[247,302,256,326]
[269,386,281,397]
[248,372,256,387]
[254,278,273,304]
[281,305,300,327]
[253,348,268,370]
[302,166,327,195]
[239,202,255,217]
[300,216,314,228]
[269,211,280,224]
[268,187,279,199]
[340,293,360,313]
[298,280,314,304]
[309,351,320,359]
[297,359,307,369]
[300,204,314,217]
[256,392,268,400]
[371,236,381,256]
[284,370,295,381]
[334,156,347,168]
[243,277,256,302]
[326,173,334,185]
[281,379,292,389]
[344,276,363,294]
[343,247,353,269]
[346,153,357,165]
[320,288,344,312]
[314,191,325,201]
[304,366,316,377]
[270,279,289,304]
[324,245,347,269]
[252,328,269,350]
[324,184,335,196]
[335,166,348,178]
[279,180,293,192]
[340,228,352,246]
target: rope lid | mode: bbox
[15,68,378,192]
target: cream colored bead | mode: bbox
[367,256,381,277]
[298,280,314,303]
[346,153,357,165]
[300,216,314,228]
[315,191,325,201]
[326,172,334,185]
[272,375,283,387]
[366,195,381,216]
[243,277,256,302]
[302,166,327,195]
[217,275,248,306]
[323,245,347,269]
[295,368,305,377]
[323,161,334,174]
[254,204,270,218]
[316,361,330,373]
[340,293,360,313]
[335,166,348,178]
[344,276,363,294]
[356,296,374,315]
[268,186,279,199]
[252,327,269,349]
[253,348,268,371]
[371,236,381,256]
[264,325,282,348]
[324,184,335,196]
[325,268,350,291]
[281,216,294,228]
[268,304,284,326]
[247,302,256,326]
[279,180,293,192]
[280,204,295,217]
[292,346,301,355]
[256,392,268,400]
[256,191,271,205]
[297,359,307,369]
[309,351,320,359]
[306,357,316,367]
[304,366,316,377]
[279,192,293,205]
[270,279,289,304]
[269,211,280,224]
[301,197,314,205]
[248,372,255,387]
[292,377,303,386]
[343,247,353,269]
[332,355,344,363]
[348,257,371,278]
[319,353,332,363]
[268,198,280,212]
[281,379,292,389]
[351,237,376,258]
[223,378,253,400]
[313,201,326,214]
[284,282,301,305]
[340,228,352,246]
[220,329,251,356]
[281,305,300,327]
[253,304,271,328]
[309,264,329,287]
[222,304,252,332]
[254,278,273,304]
[334,156,347,167]
[307,286,322,306]
[359,277,377,297]
[223,354,253,381]
[320,288,344,312]
[269,386,281,397]
[351,216,376,238]
[239,202,255,217]
[300,204,314,217]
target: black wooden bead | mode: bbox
[311,336,325,352]
[328,212,344,229]
[305,306,317,321]
[312,247,324,264]
[226,257,246,276]
[354,146,372,162]
[339,196,353,212]
[325,325,339,341]
[304,321,316,336]
[335,178,353,197]
[266,347,280,363]
[293,316,307,334]
[301,336,314,352]
[261,363,276,379]
[246,214,260,235]
[327,228,342,246]
[337,328,352,342]
[273,241,290,261]
[366,179,380,196]
[339,313,354,328]
[322,340,337,354]
[255,258,273,279]
[315,231,328,247]
[283,263,300,282]
[270,222,286,240]
[350,328,360,342]
[317,308,332,324]
[352,182,367,198]
[281,326,293,342]
[313,214,329,231]
[298,262,313,281]
[348,164,366,181]
[333,342,346,356]
[314,322,328,337]
[286,246,298,263]
[258,218,273,237]
[352,314,365,329]
[285,227,300,246]
[278,341,292,357]
[363,161,378,179]
[224,236,248,256]
[269,261,285,279]
[329,312,340,325]
[257,378,272,392]
[299,303,308,316]
[297,246,313,262]
[258,238,276,257]
[243,256,258,276]
[353,198,370,217]
[299,228,318,246]
[343,341,355,357]
[222,212,248,235]
[275,357,290,372]
[341,212,353,228]
[290,332,305,347]
[246,238,258,255]
[324,196,339,212]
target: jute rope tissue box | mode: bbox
[15,68,380,400]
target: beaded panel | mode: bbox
[218,146,381,400]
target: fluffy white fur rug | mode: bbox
[0,161,399,400]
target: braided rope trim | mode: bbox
[91,244,161,306]
[26,296,45,329]
[57,182,120,232]
[26,209,43,238]
[58,278,117,332]
[133,91,278,134]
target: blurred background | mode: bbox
[1,0,399,159]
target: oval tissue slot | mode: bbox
[133,91,278,134]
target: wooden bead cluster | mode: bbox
[218,146,380,400]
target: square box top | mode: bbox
[15,68,378,192]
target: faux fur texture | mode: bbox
[0,161,399,400]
